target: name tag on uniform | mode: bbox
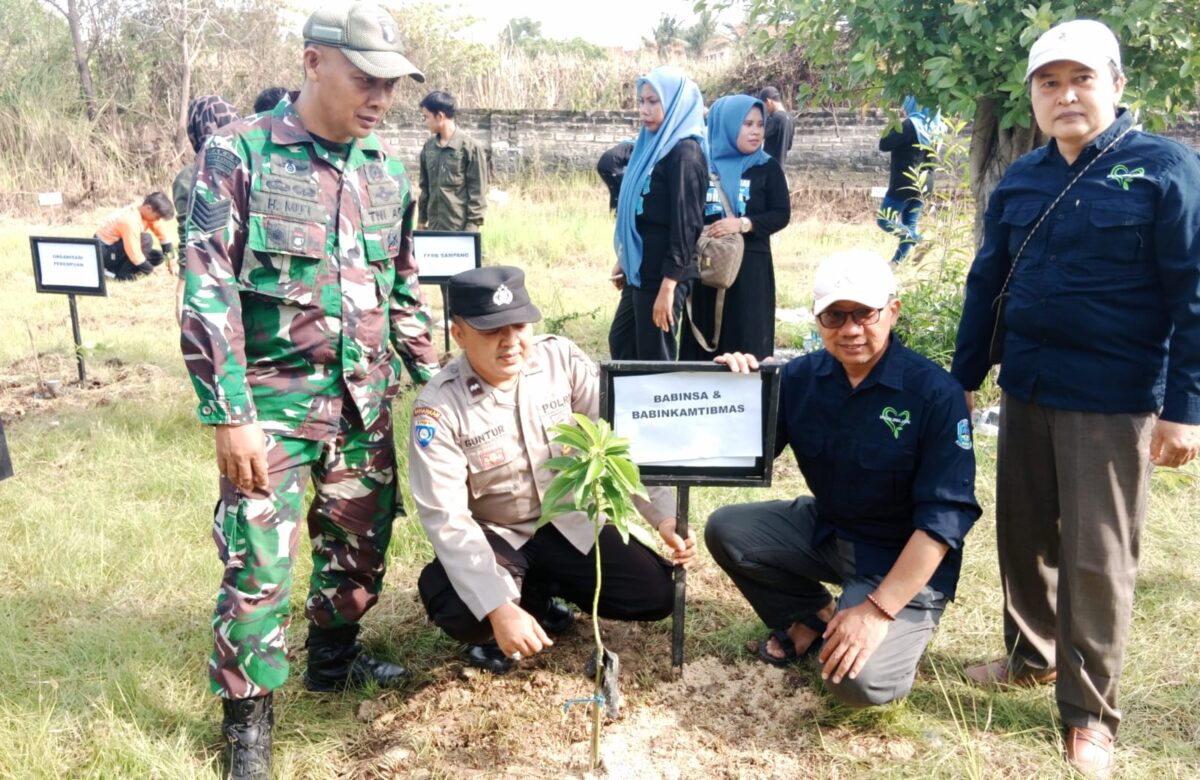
[250,189,326,223]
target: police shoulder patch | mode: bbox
[205,147,241,177]
[414,422,437,448]
[955,419,973,451]
[190,197,232,233]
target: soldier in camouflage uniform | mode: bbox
[179,4,433,778]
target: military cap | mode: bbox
[303,2,425,82]
[448,266,542,330]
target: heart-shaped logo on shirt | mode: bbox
[880,407,911,439]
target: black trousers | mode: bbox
[418,523,675,644]
[608,282,688,361]
[99,232,163,280]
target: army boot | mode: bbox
[303,623,410,692]
[221,693,272,780]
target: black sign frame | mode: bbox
[30,235,107,297]
[599,360,781,487]
[412,229,482,284]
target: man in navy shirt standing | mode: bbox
[952,20,1200,778]
[708,250,979,709]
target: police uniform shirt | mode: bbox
[778,334,981,598]
[408,335,675,620]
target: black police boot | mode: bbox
[221,693,272,780]
[538,600,577,636]
[463,641,514,675]
[303,623,410,692]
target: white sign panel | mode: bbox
[38,191,64,207]
[413,231,480,280]
[34,240,101,291]
[613,371,762,467]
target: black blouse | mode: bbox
[634,137,707,287]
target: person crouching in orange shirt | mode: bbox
[95,192,174,281]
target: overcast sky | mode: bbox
[289,0,744,50]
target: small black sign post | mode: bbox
[30,236,107,383]
[411,230,482,355]
[600,360,782,671]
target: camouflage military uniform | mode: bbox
[181,94,438,699]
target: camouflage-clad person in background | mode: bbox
[173,95,240,322]
[179,4,434,778]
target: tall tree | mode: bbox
[501,16,542,48]
[648,14,684,58]
[710,0,1200,240]
[684,9,719,56]
[42,0,102,120]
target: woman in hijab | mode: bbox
[877,95,942,264]
[680,94,791,360]
[609,66,708,360]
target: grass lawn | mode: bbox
[0,181,1197,778]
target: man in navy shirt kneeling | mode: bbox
[707,250,980,708]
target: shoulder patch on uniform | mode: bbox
[205,147,240,177]
[412,406,441,421]
[190,197,232,233]
[414,423,437,448]
[956,419,973,450]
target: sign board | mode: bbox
[30,236,106,297]
[38,191,64,207]
[600,361,781,487]
[870,186,888,199]
[413,230,482,282]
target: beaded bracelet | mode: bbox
[866,593,897,622]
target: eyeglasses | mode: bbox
[815,307,883,329]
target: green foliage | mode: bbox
[538,413,649,544]
[716,0,1200,132]
[891,118,975,369]
[501,17,606,60]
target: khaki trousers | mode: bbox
[996,393,1154,738]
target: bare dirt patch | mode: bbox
[341,615,911,780]
[0,351,168,420]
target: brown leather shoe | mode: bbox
[963,658,1057,690]
[1065,727,1114,779]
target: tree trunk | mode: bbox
[177,29,191,155]
[65,0,97,121]
[968,96,1045,247]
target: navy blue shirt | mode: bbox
[952,110,1200,424]
[778,336,980,598]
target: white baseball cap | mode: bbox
[1025,19,1122,81]
[812,250,895,316]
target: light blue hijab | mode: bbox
[707,95,772,215]
[613,66,707,287]
[903,95,942,148]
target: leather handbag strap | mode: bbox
[686,289,726,353]
[687,173,737,352]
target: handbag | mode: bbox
[688,174,745,352]
[988,123,1134,364]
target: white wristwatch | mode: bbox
[739,217,751,233]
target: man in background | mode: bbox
[418,90,487,232]
[759,86,795,163]
[172,95,239,321]
[597,139,634,212]
[252,86,288,114]
[95,192,174,281]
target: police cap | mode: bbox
[448,266,542,330]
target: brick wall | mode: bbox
[378,108,1200,187]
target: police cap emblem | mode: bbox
[493,284,514,307]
